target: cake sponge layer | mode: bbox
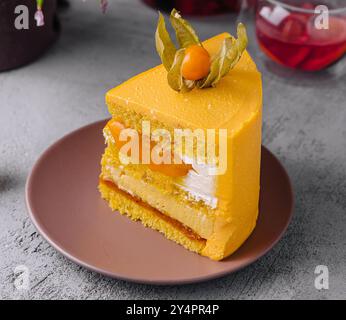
[101,136,218,212]
[101,169,216,240]
[99,179,206,255]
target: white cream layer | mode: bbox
[104,128,218,209]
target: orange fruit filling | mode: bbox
[106,119,191,177]
[181,45,211,81]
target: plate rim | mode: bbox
[25,119,294,285]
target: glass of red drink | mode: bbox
[142,0,242,16]
[255,0,346,71]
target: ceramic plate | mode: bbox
[26,120,294,285]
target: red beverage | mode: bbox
[142,0,241,16]
[256,2,346,71]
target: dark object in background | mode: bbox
[142,0,241,15]
[57,0,69,10]
[0,0,59,72]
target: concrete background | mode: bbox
[0,0,345,299]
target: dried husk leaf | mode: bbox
[197,23,248,88]
[167,49,194,92]
[169,8,200,48]
[155,12,177,71]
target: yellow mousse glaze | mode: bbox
[102,33,262,260]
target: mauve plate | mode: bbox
[26,119,294,285]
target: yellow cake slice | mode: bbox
[99,22,262,260]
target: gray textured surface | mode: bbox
[0,0,345,300]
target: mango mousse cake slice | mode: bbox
[98,10,262,261]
